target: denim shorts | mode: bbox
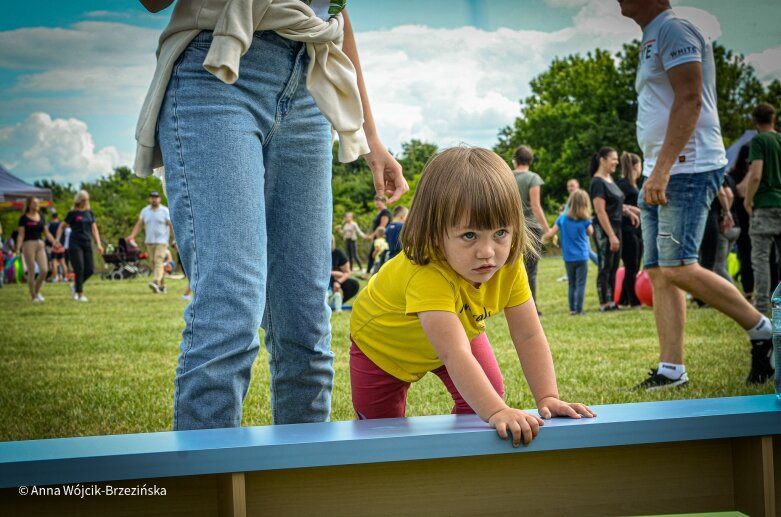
[639,167,725,268]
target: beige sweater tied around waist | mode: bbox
[134,0,369,178]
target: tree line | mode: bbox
[4,41,779,259]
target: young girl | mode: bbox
[544,189,594,315]
[349,147,595,448]
[16,197,55,302]
[55,190,103,302]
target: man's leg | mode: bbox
[750,208,776,314]
[647,267,686,364]
[662,263,763,330]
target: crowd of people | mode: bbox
[0,190,183,302]
[1,0,775,447]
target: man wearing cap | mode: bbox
[128,191,174,293]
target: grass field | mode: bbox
[0,257,772,441]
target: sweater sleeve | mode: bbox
[203,0,274,84]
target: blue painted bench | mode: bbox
[1,395,779,516]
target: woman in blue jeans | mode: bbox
[137,0,407,430]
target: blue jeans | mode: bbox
[640,168,725,268]
[159,31,335,430]
[565,260,588,313]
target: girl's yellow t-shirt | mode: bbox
[350,253,531,382]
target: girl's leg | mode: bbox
[82,244,94,286]
[160,31,283,430]
[349,342,410,419]
[68,244,85,294]
[433,333,504,414]
[21,241,37,298]
[261,38,334,425]
[565,261,577,313]
[33,240,48,296]
[574,260,589,313]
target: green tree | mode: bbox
[496,41,777,207]
[495,47,639,210]
[713,45,765,145]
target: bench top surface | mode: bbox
[1,395,779,487]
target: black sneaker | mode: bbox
[159,285,167,294]
[747,339,774,384]
[632,368,689,391]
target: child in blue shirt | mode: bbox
[545,189,593,315]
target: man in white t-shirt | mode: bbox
[127,191,174,293]
[620,0,773,390]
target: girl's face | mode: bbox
[633,160,642,179]
[29,198,39,212]
[442,224,513,287]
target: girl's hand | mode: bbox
[97,244,104,255]
[537,396,597,420]
[488,408,545,447]
[363,142,409,204]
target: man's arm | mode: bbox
[643,61,703,206]
[127,218,144,242]
[529,186,550,234]
[742,160,764,215]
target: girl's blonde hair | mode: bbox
[401,146,535,266]
[72,190,90,210]
[620,151,642,189]
[567,189,591,221]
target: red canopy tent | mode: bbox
[0,164,53,210]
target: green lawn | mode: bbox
[0,258,771,441]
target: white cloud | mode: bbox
[746,46,781,83]
[0,113,130,185]
[545,0,589,8]
[357,11,640,152]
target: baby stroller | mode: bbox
[101,238,150,280]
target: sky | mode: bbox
[0,0,779,185]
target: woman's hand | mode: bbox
[363,141,408,204]
[609,234,620,252]
[488,407,545,447]
[537,396,597,420]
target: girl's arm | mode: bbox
[418,311,544,447]
[15,226,25,254]
[542,223,559,241]
[504,301,596,419]
[342,10,409,204]
[621,204,640,227]
[587,223,594,237]
[592,197,619,251]
[44,224,56,244]
[91,223,104,255]
[54,222,68,245]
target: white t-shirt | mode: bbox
[636,10,727,176]
[140,205,171,245]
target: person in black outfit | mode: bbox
[589,147,640,311]
[617,152,644,307]
[329,236,359,311]
[47,211,68,283]
[363,196,390,275]
[55,190,103,302]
